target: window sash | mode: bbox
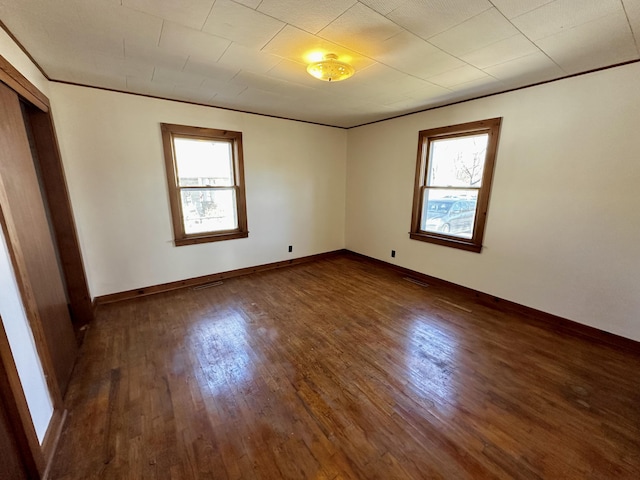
[410,118,501,253]
[423,133,489,188]
[173,137,240,235]
[161,123,248,246]
[418,187,480,239]
[179,187,239,234]
[173,135,236,188]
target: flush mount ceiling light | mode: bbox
[306,53,355,82]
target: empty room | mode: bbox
[0,0,639,479]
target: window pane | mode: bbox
[421,189,479,239]
[427,134,488,188]
[180,188,238,234]
[174,137,233,187]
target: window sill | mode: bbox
[409,232,482,253]
[175,230,249,246]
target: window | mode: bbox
[410,118,501,253]
[161,123,248,246]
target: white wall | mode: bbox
[50,83,347,297]
[0,228,53,443]
[0,27,49,97]
[346,62,640,342]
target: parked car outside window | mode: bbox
[422,198,476,238]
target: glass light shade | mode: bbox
[306,54,355,82]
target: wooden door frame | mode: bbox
[23,104,94,326]
[0,53,89,476]
[0,54,93,328]
[0,313,44,478]
[0,188,66,478]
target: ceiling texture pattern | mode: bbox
[1,0,639,127]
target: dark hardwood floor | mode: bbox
[49,254,640,479]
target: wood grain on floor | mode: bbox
[49,255,640,479]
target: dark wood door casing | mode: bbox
[0,81,77,395]
[0,48,88,479]
[0,316,42,479]
[24,105,93,327]
[0,375,30,480]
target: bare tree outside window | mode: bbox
[454,138,486,187]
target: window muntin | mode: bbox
[161,124,248,246]
[410,118,501,253]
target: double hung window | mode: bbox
[161,123,248,246]
[410,118,501,252]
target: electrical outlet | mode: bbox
[288,245,293,253]
[391,250,396,258]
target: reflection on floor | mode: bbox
[50,254,640,479]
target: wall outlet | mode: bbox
[288,245,293,253]
[391,250,396,258]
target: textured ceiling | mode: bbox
[1,0,639,127]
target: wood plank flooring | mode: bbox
[49,254,640,479]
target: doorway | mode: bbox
[0,53,92,477]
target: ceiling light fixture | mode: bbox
[306,54,355,82]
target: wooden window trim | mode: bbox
[161,123,249,246]
[410,117,502,253]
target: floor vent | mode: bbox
[404,277,430,288]
[193,281,224,290]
